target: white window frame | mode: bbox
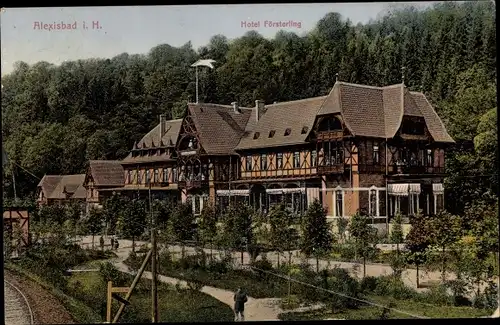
[333,186,344,218]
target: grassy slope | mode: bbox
[279,295,492,320]
[68,261,234,322]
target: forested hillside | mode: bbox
[2,1,497,213]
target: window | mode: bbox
[373,145,380,164]
[246,155,253,171]
[153,168,159,183]
[172,168,178,182]
[326,141,343,165]
[311,150,317,167]
[260,154,268,170]
[269,130,276,138]
[137,169,143,184]
[253,132,260,139]
[426,149,433,166]
[284,128,292,136]
[369,189,377,216]
[126,170,132,184]
[318,117,342,132]
[146,170,151,184]
[293,152,300,168]
[301,126,308,134]
[402,120,425,135]
[163,168,168,183]
[276,153,283,169]
[335,190,343,217]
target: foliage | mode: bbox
[116,198,147,250]
[168,201,196,243]
[337,217,349,243]
[2,2,496,213]
[300,199,334,258]
[404,211,432,267]
[349,212,377,259]
[390,213,404,245]
[218,202,257,252]
[85,207,104,247]
[428,210,462,281]
[197,203,218,246]
[268,202,300,258]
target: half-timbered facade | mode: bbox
[83,160,124,213]
[116,115,183,203]
[232,81,454,221]
[176,102,254,215]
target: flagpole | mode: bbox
[195,66,199,104]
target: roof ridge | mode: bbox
[190,103,253,110]
[267,95,328,107]
[338,81,385,90]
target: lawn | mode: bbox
[279,295,492,320]
[67,261,235,322]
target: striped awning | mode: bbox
[432,183,444,195]
[388,183,421,196]
[266,187,306,195]
[216,189,250,196]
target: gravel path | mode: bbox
[4,280,34,325]
[107,245,287,321]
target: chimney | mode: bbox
[159,114,165,142]
[231,101,239,113]
[255,100,265,121]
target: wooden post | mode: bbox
[107,281,113,323]
[112,249,153,323]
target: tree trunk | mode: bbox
[363,255,366,278]
[210,241,213,263]
[441,246,446,282]
[316,256,319,273]
[92,235,95,249]
[416,263,420,288]
[132,236,135,253]
[277,253,280,268]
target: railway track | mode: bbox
[4,280,35,325]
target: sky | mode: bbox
[0,3,438,76]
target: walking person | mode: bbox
[110,237,115,251]
[233,287,248,321]
[99,236,105,251]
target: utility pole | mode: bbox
[149,178,158,323]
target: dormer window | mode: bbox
[301,126,309,134]
[188,139,194,149]
[284,128,291,136]
[402,119,425,135]
[269,130,276,138]
[253,132,260,139]
[318,116,342,132]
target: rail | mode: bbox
[4,279,35,325]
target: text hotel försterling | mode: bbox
[241,20,302,29]
[33,21,103,31]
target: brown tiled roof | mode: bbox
[88,160,124,186]
[410,91,454,143]
[37,175,63,198]
[236,96,328,150]
[136,119,183,149]
[44,174,86,199]
[188,103,253,155]
[317,82,453,142]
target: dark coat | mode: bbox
[234,291,248,312]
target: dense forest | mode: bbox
[1,1,497,214]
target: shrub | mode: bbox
[360,276,378,293]
[417,284,453,306]
[99,262,128,286]
[207,259,230,275]
[373,275,416,300]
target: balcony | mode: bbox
[316,130,344,141]
[177,178,208,190]
[317,163,344,174]
[391,163,445,175]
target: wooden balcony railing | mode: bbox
[316,130,344,141]
[177,179,208,189]
[317,163,344,174]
